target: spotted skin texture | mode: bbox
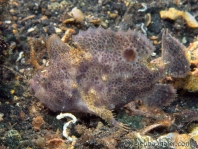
[162,30,190,78]
[30,27,188,125]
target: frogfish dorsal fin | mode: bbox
[47,34,70,60]
[162,30,190,78]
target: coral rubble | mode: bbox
[160,7,198,28]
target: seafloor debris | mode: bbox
[56,113,77,141]
[61,28,75,43]
[0,38,8,51]
[73,121,198,149]
[70,7,85,23]
[29,27,190,129]
[160,7,198,28]
[32,115,45,131]
[189,39,198,77]
[62,7,85,24]
[0,38,9,64]
[32,129,72,149]
[0,0,8,21]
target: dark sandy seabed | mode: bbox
[1,0,198,149]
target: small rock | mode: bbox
[27,27,35,33]
[47,24,55,34]
[71,7,85,23]
[54,27,62,33]
[0,113,4,121]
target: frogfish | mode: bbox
[30,27,190,126]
